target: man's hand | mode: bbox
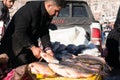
[46,49,54,56]
[40,51,59,63]
[44,47,54,56]
[29,46,42,59]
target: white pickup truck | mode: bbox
[49,0,102,53]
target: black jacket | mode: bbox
[1,1,53,56]
[105,6,120,68]
[114,6,120,29]
[106,29,120,68]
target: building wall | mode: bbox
[87,0,120,23]
[10,0,120,23]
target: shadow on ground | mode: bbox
[103,69,120,80]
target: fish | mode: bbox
[40,52,59,64]
[61,54,104,65]
[74,54,106,65]
[28,62,56,77]
[71,54,111,74]
[60,54,111,75]
[48,63,94,78]
[60,61,100,73]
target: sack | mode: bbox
[3,62,56,80]
[3,65,27,80]
[49,26,89,46]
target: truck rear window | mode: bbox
[72,6,88,17]
[58,3,88,17]
[58,5,69,17]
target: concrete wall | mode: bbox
[9,0,120,23]
[87,0,120,23]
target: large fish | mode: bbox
[60,61,100,74]
[68,54,111,74]
[60,54,111,75]
[48,63,94,78]
[61,54,105,65]
[28,62,56,77]
[74,54,106,65]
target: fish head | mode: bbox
[40,52,59,64]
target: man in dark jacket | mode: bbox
[0,0,66,68]
[105,6,120,69]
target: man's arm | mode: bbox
[39,16,54,56]
[40,33,54,56]
[11,6,34,54]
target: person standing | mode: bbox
[114,6,120,29]
[105,6,120,69]
[0,0,66,68]
[0,0,15,41]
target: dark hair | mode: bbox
[45,0,66,8]
[11,0,16,2]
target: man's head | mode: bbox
[44,0,66,17]
[2,0,15,9]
